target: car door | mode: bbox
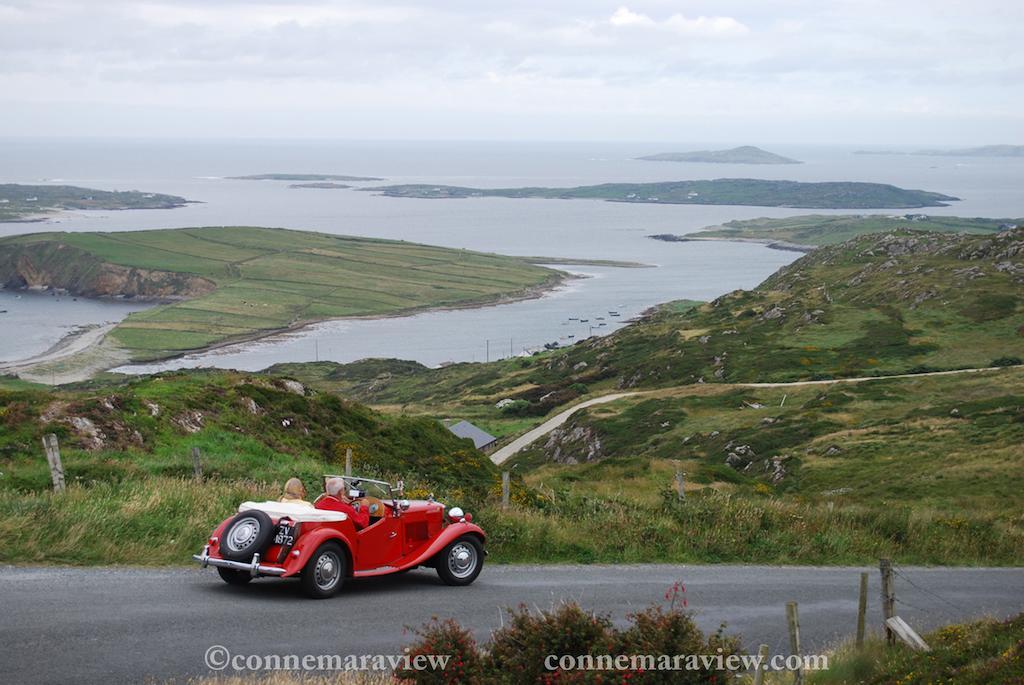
[354,513,403,571]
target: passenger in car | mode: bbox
[316,477,370,529]
[280,477,312,506]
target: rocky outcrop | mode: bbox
[0,241,215,300]
[543,422,604,464]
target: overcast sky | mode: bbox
[1,0,1021,143]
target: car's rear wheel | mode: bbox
[220,510,274,562]
[300,542,346,599]
[217,567,253,585]
[435,535,484,586]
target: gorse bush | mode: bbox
[398,600,742,684]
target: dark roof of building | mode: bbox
[446,420,497,449]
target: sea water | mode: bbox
[1,139,1021,369]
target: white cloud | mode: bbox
[609,6,749,36]
[0,0,1020,142]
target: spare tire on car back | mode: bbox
[220,510,274,561]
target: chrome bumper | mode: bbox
[192,545,287,577]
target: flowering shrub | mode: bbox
[398,593,742,684]
[397,618,483,685]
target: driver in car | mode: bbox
[315,477,370,529]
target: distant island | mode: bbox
[0,184,189,223]
[649,214,1020,252]
[855,145,1024,158]
[363,179,959,209]
[288,182,352,189]
[636,146,801,164]
[229,173,384,181]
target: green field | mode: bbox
[0,184,187,222]
[365,179,959,208]
[0,227,561,360]
[683,214,1020,248]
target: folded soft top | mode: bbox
[238,500,348,523]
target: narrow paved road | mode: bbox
[1,564,1021,684]
[490,392,638,464]
[490,367,1007,464]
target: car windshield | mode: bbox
[338,476,393,501]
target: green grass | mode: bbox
[792,613,1024,685]
[693,214,1019,246]
[518,368,1024,514]
[0,227,561,360]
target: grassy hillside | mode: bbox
[683,214,1019,248]
[257,229,1024,566]
[0,370,496,491]
[2,366,1022,566]
[277,229,1024,420]
[0,227,561,360]
[365,179,959,209]
[519,367,1024,512]
[0,184,187,222]
[0,370,502,564]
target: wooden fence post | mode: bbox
[191,446,202,481]
[345,448,352,477]
[751,643,769,685]
[786,601,803,685]
[880,559,895,646]
[857,571,869,648]
[674,460,685,500]
[501,471,510,510]
[42,434,65,493]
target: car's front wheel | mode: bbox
[300,542,346,599]
[217,567,253,586]
[435,535,484,586]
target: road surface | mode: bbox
[489,366,1009,464]
[490,393,638,464]
[1,564,1021,683]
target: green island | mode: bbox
[0,184,189,223]
[636,145,802,164]
[0,227,563,377]
[288,182,352,189]
[650,213,1021,251]
[856,144,1024,157]
[229,173,384,181]
[363,178,959,209]
[4,228,1019,567]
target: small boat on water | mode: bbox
[609,312,620,317]
[568,317,579,321]
[580,319,589,323]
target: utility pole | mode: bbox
[486,339,490,363]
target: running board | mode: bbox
[353,566,402,577]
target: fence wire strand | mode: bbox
[892,565,968,612]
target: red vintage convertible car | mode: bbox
[193,476,486,598]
